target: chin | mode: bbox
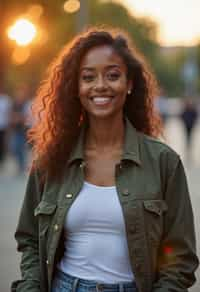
[88,109,122,121]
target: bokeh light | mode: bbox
[12,47,31,65]
[64,0,80,13]
[27,4,44,20]
[7,18,37,46]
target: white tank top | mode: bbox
[58,181,134,283]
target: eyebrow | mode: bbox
[80,64,121,71]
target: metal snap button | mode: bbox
[122,189,129,196]
[66,193,73,199]
[54,224,59,231]
[79,162,85,168]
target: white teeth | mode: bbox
[92,97,112,105]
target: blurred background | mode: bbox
[0,0,199,291]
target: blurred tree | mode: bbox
[155,47,186,97]
[89,0,159,62]
[0,2,11,92]
[5,0,159,94]
[3,0,192,97]
[0,1,36,91]
[196,43,200,93]
[2,0,76,94]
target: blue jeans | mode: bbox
[52,270,138,292]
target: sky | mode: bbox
[115,0,200,46]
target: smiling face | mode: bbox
[78,45,132,121]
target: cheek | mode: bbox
[78,84,90,108]
[113,81,128,97]
[78,82,90,97]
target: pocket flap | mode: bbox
[143,200,168,215]
[11,280,25,292]
[34,201,57,216]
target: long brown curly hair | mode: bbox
[29,27,162,179]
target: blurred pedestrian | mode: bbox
[0,91,11,168]
[155,89,169,124]
[23,95,34,151]
[10,85,30,173]
[180,99,198,157]
[12,28,199,292]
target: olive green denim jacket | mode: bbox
[12,118,199,292]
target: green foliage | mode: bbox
[88,0,159,61]
[154,48,187,97]
[196,43,200,93]
[154,56,183,97]
[2,0,196,97]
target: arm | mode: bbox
[153,157,199,292]
[12,168,42,292]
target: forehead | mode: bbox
[80,45,126,70]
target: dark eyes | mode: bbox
[106,72,121,80]
[81,74,95,82]
[81,72,121,82]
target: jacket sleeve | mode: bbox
[153,156,199,292]
[11,168,42,292]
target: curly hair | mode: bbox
[29,27,162,179]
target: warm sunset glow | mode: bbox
[64,0,80,13]
[7,18,37,46]
[112,0,200,46]
[12,47,31,65]
[27,4,44,20]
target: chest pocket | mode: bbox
[143,199,168,245]
[34,201,57,237]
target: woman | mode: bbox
[12,28,199,292]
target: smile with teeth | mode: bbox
[91,96,114,105]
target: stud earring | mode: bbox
[127,90,131,95]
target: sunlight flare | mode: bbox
[7,18,37,46]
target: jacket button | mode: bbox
[80,162,85,168]
[66,193,73,199]
[122,189,129,196]
[54,224,59,231]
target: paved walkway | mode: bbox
[0,117,199,292]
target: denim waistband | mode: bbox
[55,269,137,292]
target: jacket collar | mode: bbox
[67,117,141,166]
[122,118,141,165]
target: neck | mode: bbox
[85,115,125,150]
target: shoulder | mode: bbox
[138,132,180,172]
[139,132,176,153]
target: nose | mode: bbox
[94,75,107,91]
